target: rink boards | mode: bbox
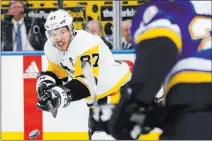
[1,50,162,140]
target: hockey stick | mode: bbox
[81,61,100,120]
[47,100,58,118]
[81,61,98,107]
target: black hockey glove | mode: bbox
[36,71,62,99]
[36,86,73,112]
[36,90,59,111]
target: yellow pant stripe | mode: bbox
[163,71,212,104]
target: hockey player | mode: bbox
[95,1,212,140]
[35,9,131,140]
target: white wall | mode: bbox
[2,56,24,131]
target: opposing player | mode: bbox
[35,9,131,140]
[98,1,212,140]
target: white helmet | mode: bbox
[44,9,75,42]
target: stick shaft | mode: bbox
[82,61,98,107]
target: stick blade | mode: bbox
[47,100,58,118]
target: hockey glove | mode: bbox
[36,86,73,112]
[36,71,62,99]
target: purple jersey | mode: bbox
[131,1,212,95]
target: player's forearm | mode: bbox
[129,37,178,104]
[64,79,90,101]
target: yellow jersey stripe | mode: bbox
[135,28,182,53]
[47,60,69,79]
[86,70,131,101]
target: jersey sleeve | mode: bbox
[131,3,182,52]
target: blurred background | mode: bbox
[1,0,149,51]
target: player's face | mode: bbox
[50,26,71,51]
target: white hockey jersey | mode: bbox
[44,30,131,105]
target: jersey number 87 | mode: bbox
[80,53,99,68]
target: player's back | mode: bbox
[170,1,211,60]
[132,1,211,57]
[161,1,212,94]
[131,1,211,104]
